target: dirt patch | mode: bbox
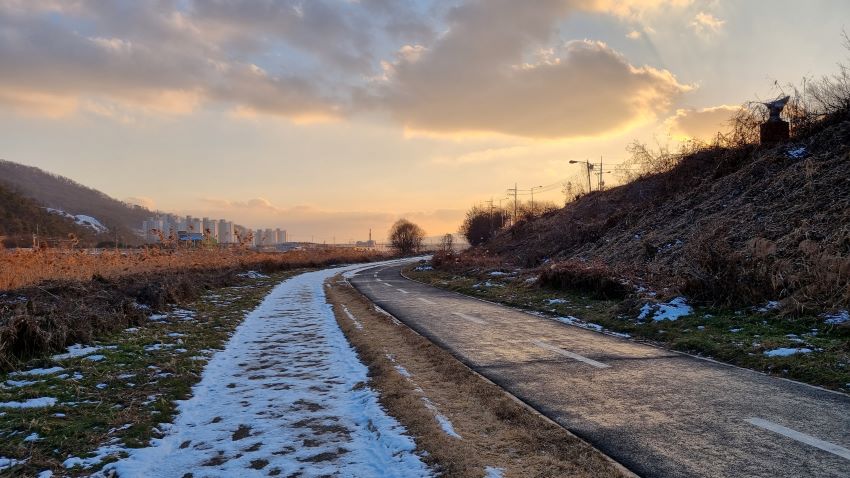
[232,424,252,441]
[326,276,630,478]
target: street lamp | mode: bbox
[569,160,594,192]
[530,185,543,216]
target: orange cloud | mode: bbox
[664,105,738,140]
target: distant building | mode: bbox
[202,217,217,238]
[218,220,233,243]
[140,214,287,248]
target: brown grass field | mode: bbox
[0,247,386,291]
[0,248,388,369]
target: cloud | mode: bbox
[0,0,692,140]
[0,2,346,120]
[371,36,691,139]
[589,0,693,20]
[0,88,79,118]
[690,12,725,35]
[664,105,738,140]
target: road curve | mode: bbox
[349,263,850,478]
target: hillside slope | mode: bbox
[0,183,100,247]
[0,160,151,244]
[488,120,850,313]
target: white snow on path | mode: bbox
[104,262,431,478]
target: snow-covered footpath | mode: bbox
[103,261,431,477]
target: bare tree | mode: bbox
[561,180,587,205]
[439,233,454,252]
[389,219,425,255]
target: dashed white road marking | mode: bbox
[383,283,393,287]
[396,288,410,294]
[417,297,436,305]
[376,278,383,282]
[532,340,610,369]
[746,418,850,461]
[452,312,487,325]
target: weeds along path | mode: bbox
[104,262,430,478]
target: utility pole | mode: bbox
[598,155,603,191]
[486,197,495,234]
[507,183,518,225]
[530,185,543,217]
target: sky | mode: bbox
[0,0,848,243]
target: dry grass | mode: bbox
[0,249,387,370]
[326,277,628,478]
[0,248,385,291]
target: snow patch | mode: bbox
[63,443,127,469]
[44,208,108,233]
[10,366,64,377]
[763,348,813,357]
[342,305,363,329]
[638,297,693,321]
[787,146,807,158]
[824,310,849,325]
[0,397,58,409]
[52,344,111,361]
[756,301,781,313]
[485,466,505,478]
[237,270,268,279]
[422,398,461,439]
[0,456,24,469]
[3,379,38,388]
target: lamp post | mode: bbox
[530,185,543,217]
[569,160,594,192]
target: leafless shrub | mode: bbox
[539,260,629,300]
[560,180,584,204]
[461,206,509,247]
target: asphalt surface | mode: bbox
[348,263,850,478]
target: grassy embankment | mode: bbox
[405,263,850,393]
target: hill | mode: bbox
[0,160,152,245]
[0,182,100,248]
[483,119,850,315]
